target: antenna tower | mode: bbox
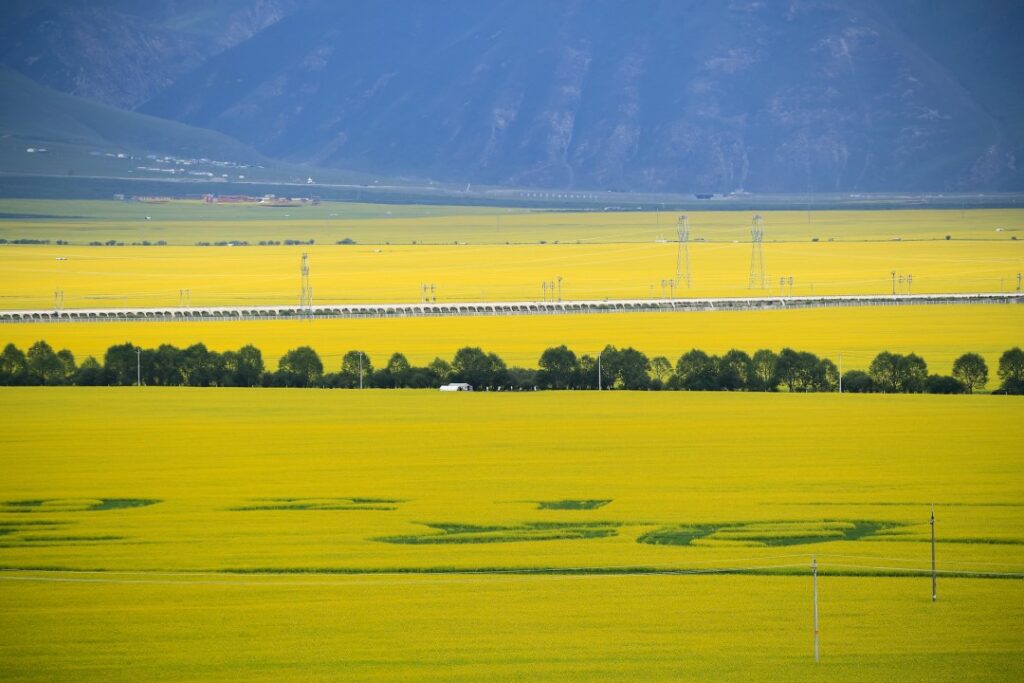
[299,252,312,306]
[748,214,766,289]
[675,215,691,288]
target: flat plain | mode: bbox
[0,389,1021,680]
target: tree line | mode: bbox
[2,341,1022,394]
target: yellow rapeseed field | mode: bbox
[0,389,1021,680]
[2,240,1021,308]
[2,304,1020,375]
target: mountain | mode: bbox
[0,66,264,162]
[0,0,300,109]
[4,1,1023,193]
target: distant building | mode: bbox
[439,383,473,392]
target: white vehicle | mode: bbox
[439,383,473,392]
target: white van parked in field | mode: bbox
[439,383,473,392]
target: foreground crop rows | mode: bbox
[0,389,1021,680]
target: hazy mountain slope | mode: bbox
[6,0,1021,193]
[0,66,263,162]
[0,0,301,109]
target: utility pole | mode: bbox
[557,275,563,303]
[135,347,142,387]
[542,281,548,302]
[812,556,820,662]
[1017,272,1022,293]
[930,505,937,602]
[597,352,602,391]
[907,274,913,296]
[838,353,843,393]
[359,351,364,390]
[891,271,897,296]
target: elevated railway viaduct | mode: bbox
[1,293,1020,323]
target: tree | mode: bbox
[232,345,265,387]
[598,346,650,390]
[749,349,779,392]
[924,375,966,394]
[718,349,753,391]
[673,349,718,390]
[26,341,64,385]
[896,353,928,393]
[810,358,839,392]
[56,349,76,384]
[841,370,874,393]
[0,343,28,384]
[180,343,221,387]
[74,356,104,385]
[427,357,452,385]
[451,347,506,388]
[951,353,988,394]
[149,344,183,385]
[277,346,323,387]
[650,356,672,384]
[103,342,138,385]
[869,351,928,393]
[337,350,372,388]
[537,345,578,389]
[774,348,804,392]
[383,352,412,388]
[997,347,1024,394]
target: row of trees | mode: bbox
[1,341,1022,394]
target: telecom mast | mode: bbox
[748,214,766,289]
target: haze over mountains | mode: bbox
[2,0,1022,194]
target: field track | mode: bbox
[2,291,1021,323]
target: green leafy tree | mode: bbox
[277,346,324,387]
[103,342,138,385]
[56,349,76,384]
[749,349,779,392]
[427,357,452,385]
[650,356,672,384]
[673,349,718,390]
[718,349,753,391]
[27,341,64,385]
[337,350,372,388]
[74,356,104,385]
[951,353,988,394]
[997,347,1024,394]
[537,345,578,389]
[0,343,28,384]
[841,370,874,393]
[451,347,507,388]
[924,375,966,394]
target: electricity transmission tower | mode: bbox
[675,215,691,288]
[299,252,312,307]
[748,214,766,289]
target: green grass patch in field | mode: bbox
[230,497,404,511]
[376,521,621,544]
[0,498,160,513]
[638,520,900,547]
[536,499,612,510]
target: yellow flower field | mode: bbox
[2,304,1020,375]
[0,389,1021,680]
[2,239,1021,309]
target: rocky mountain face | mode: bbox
[0,0,299,109]
[4,0,1022,193]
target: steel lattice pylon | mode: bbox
[748,214,766,289]
[675,215,691,288]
